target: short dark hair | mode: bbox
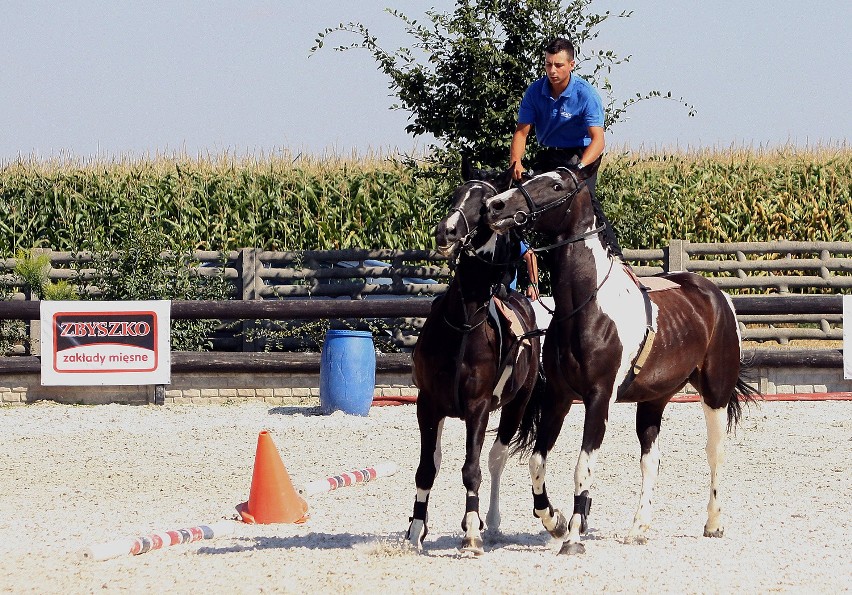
[544,38,575,61]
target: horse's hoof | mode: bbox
[703,526,724,538]
[558,541,585,555]
[623,533,648,545]
[460,536,484,556]
[405,538,424,553]
[406,520,427,550]
[547,509,568,539]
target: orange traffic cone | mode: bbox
[236,430,309,524]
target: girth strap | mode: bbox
[632,290,657,376]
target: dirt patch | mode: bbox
[0,399,849,593]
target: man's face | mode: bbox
[544,50,574,89]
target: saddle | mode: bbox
[488,294,540,404]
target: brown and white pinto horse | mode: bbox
[407,166,543,555]
[485,159,759,554]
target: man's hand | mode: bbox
[526,284,539,301]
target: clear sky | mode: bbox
[2,0,849,162]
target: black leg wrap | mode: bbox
[532,487,553,518]
[574,490,592,533]
[407,497,430,543]
[461,495,484,531]
[465,494,480,514]
[411,497,429,521]
[573,491,592,517]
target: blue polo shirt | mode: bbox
[517,74,604,148]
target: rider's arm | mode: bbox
[579,126,605,168]
[510,123,532,180]
[524,250,540,301]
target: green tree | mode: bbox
[312,0,693,170]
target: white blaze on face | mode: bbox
[445,210,464,237]
[447,186,476,235]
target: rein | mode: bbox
[550,256,616,322]
[529,223,606,254]
[442,177,512,417]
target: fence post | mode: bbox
[27,248,53,357]
[239,248,261,351]
[666,239,689,273]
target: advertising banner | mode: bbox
[40,301,171,386]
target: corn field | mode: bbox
[603,146,851,248]
[0,147,849,256]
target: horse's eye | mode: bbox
[552,183,562,191]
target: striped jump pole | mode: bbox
[297,462,398,497]
[79,520,235,561]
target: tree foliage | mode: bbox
[312,0,693,170]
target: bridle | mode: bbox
[510,167,613,321]
[447,179,523,270]
[446,178,500,251]
[510,168,605,253]
[442,177,524,416]
[442,178,507,337]
[510,167,583,228]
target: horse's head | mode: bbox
[434,162,514,258]
[485,157,600,236]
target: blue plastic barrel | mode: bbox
[319,330,376,415]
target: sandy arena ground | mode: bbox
[0,398,850,594]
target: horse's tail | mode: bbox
[509,369,546,458]
[727,355,762,432]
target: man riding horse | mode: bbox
[509,36,623,260]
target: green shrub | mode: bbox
[77,204,232,351]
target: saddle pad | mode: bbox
[491,296,526,337]
[623,264,680,292]
[639,276,681,292]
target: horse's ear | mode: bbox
[461,156,474,181]
[494,164,515,191]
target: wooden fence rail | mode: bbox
[0,298,843,371]
[1,240,850,347]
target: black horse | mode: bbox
[484,160,759,554]
[407,165,543,555]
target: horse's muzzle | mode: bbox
[436,242,458,258]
